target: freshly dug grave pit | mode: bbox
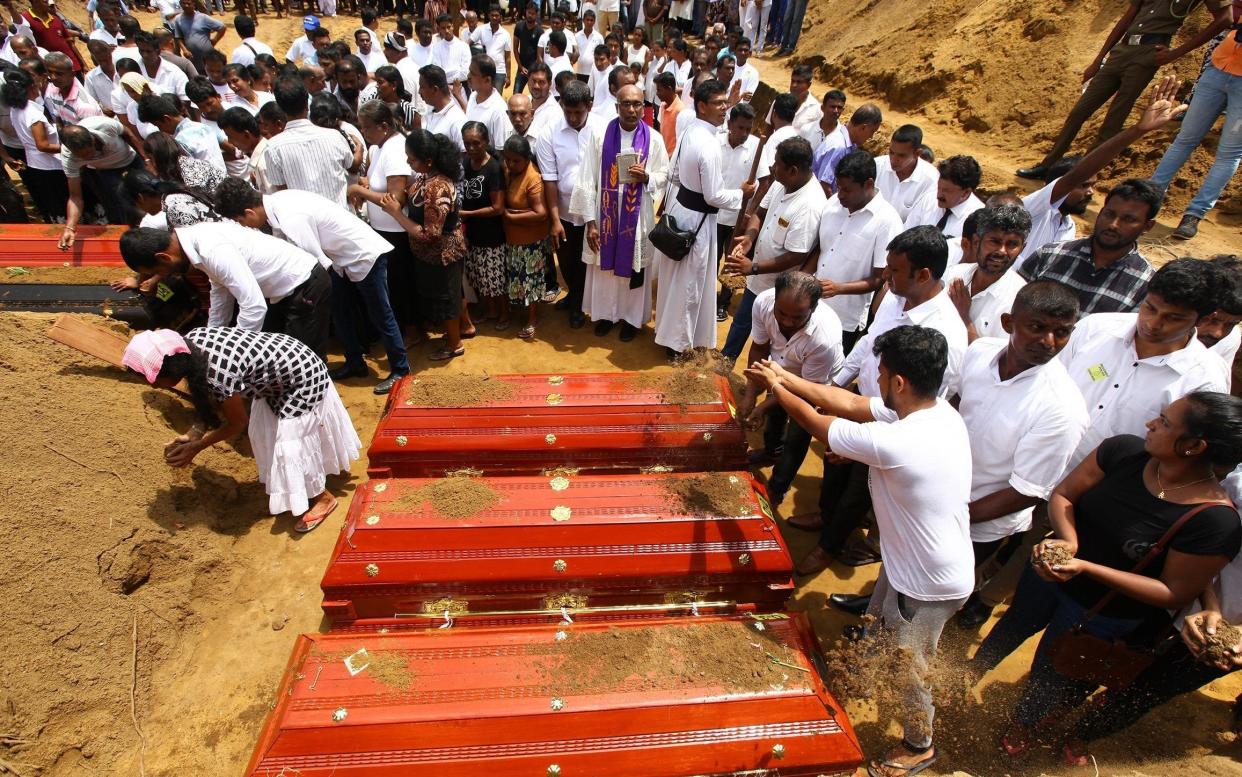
[663,473,753,517]
[1203,622,1242,665]
[1032,543,1075,568]
[532,621,807,695]
[387,476,501,518]
[401,374,515,407]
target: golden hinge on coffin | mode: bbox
[420,597,470,615]
[663,590,706,605]
[543,592,589,610]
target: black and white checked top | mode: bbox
[185,327,330,419]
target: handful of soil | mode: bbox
[631,351,744,408]
[402,375,515,407]
[663,473,752,517]
[1202,621,1242,664]
[1032,543,1075,569]
[387,476,501,519]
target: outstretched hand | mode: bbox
[1135,75,1188,132]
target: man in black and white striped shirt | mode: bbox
[262,77,358,207]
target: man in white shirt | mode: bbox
[1198,256,1242,386]
[1059,257,1230,469]
[789,65,822,143]
[800,88,846,150]
[904,154,984,266]
[538,11,576,64]
[574,10,604,77]
[727,37,759,103]
[420,64,466,150]
[590,62,637,119]
[56,117,144,248]
[946,205,1032,341]
[431,13,472,94]
[536,80,606,328]
[284,15,320,65]
[382,32,426,109]
[218,106,275,193]
[230,15,273,66]
[83,39,118,111]
[715,103,758,321]
[465,54,512,146]
[738,271,844,506]
[542,32,574,96]
[353,27,387,74]
[214,179,410,394]
[720,135,827,361]
[263,78,356,206]
[813,150,906,353]
[754,92,798,192]
[524,63,560,139]
[409,19,436,69]
[119,223,332,358]
[470,6,512,91]
[135,30,188,104]
[874,124,938,222]
[747,324,973,777]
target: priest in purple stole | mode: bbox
[569,84,670,341]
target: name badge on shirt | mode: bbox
[777,216,790,228]
[1087,363,1109,382]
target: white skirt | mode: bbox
[248,383,361,516]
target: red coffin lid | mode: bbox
[321,472,794,622]
[0,224,126,267]
[246,613,865,777]
[366,372,748,477]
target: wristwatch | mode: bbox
[750,262,760,276]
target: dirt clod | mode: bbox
[1203,622,1242,665]
[1033,543,1075,568]
[401,375,514,407]
[387,477,501,519]
[663,473,752,517]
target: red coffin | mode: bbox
[321,472,794,624]
[246,613,865,777]
[0,224,126,267]
[366,372,748,478]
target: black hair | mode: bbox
[791,64,814,82]
[774,136,812,171]
[257,101,287,126]
[223,62,258,84]
[653,71,676,91]
[217,105,260,135]
[256,53,279,71]
[1104,177,1163,220]
[918,144,935,163]
[975,204,1032,240]
[212,176,263,219]
[503,133,536,164]
[123,167,215,213]
[771,92,798,122]
[157,344,220,428]
[835,149,876,186]
[116,58,142,76]
[891,123,922,148]
[415,18,433,34]
[396,18,413,36]
[670,38,689,55]
[234,14,256,37]
[133,30,156,48]
[471,53,497,80]
[607,63,632,90]
[735,35,752,49]
[604,32,622,46]
[61,124,97,153]
[357,99,397,129]
[184,76,217,104]
[335,55,366,77]
[203,49,226,66]
[143,132,187,183]
[119,226,172,271]
[274,76,309,116]
[406,128,461,180]
[962,209,982,240]
[1,68,32,108]
[1182,391,1242,470]
[546,30,567,54]
[1011,279,1080,321]
[824,88,846,103]
[594,43,610,59]
[692,78,727,108]
[850,103,882,126]
[373,65,411,102]
[436,13,453,25]
[309,26,331,40]
[774,270,820,307]
[554,69,577,95]
[716,52,736,65]
[729,102,755,122]
[1148,257,1221,318]
[362,7,378,26]
[315,46,340,64]
[308,92,343,127]
[583,8,595,18]
[887,225,948,280]
[873,325,948,399]
[419,64,449,93]
[137,93,181,124]
[937,155,981,190]
[528,62,553,83]
[119,14,141,37]
[1044,155,1079,185]
[560,79,592,107]
[461,119,490,148]
[1210,255,1242,316]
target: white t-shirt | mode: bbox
[285,36,317,65]
[814,191,905,332]
[11,103,60,170]
[465,89,513,149]
[575,29,605,74]
[747,177,828,296]
[942,263,1028,340]
[365,132,413,233]
[231,37,274,66]
[717,133,759,228]
[750,288,844,384]
[730,61,759,101]
[831,398,975,601]
[539,28,576,59]
[755,124,798,180]
[471,24,513,75]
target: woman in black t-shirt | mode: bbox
[459,121,509,328]
[971,392,1242,763]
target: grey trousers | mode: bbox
[864,567,967,750]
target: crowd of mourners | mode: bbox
[5,0,1242,773]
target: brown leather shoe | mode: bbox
[795,546,833,577]
[785,512,824,531]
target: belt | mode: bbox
[271,264,328,304]
[676,186,719,215]
[1124,33,1172,46]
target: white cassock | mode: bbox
[569,120,669,329]
[652,117,744,352]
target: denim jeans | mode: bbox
[1151,64,1242,220]
[330,257,410,376]
[721,287,756,360]
[779,0,807,50]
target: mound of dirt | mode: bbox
[663,473,753,517]
[387,476,501,518]
[401,374,515,407]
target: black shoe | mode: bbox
[776,47,793,57]
[373,373,403,395]
[955,595,994,629]
[828,592,872,616]
[1172,214,1200,240]
[569,312,586,329]
[594,319,615,337]
[1016,165,1048,180]
[330,363,368,381]
[665,346,683,362]
[554,297,571,311]
[618,322,638,342]
[716,306,728,322]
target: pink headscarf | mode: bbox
[122,329,189,384]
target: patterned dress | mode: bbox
[184,327,329,419]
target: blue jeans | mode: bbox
[779,0,807,50]
[330,257,410,376]
[1151,64,1242,219]
[721,287,756,360]
[972,567,1147,727]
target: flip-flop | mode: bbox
[295,498,338,533]
[517,325,536,341]
[866,753,938,777]
[429,346,465,361]
[460,328,478,339]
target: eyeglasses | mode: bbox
[617,101,643,109]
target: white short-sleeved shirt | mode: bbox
[472,24,513,75]
[365,132,413,233]
[263,190,393,283]
[424,100,467,151]
[874,154,938,222]
[747,177,828,295]
[750,288,844,384]
[942,263,1027,340]
[730,62,760,101]
[717,134,759,228]
[11,103,60,170]
[465,89,512,149]
[285,36,317,65]
[1059,312,1231,468]
[792,94,822,144]
[957,337,1089,542]
[536,112,606,227]
[755,123,798,180]
[575,29,604,74]
[830,398,975,601]
[1211,327,1241,390]
[1020,178,1079,261]
[231,37,274,66]
[539,28,576,59]
[142,60,189,100]
[815,191,905,332]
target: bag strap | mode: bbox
[656,139,685,220]
[1073,500,1232,627]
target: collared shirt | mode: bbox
[466,89,512,148]
[250,136,275,194]
[836,284,968,398]
[1124,0,1230,38]
[410,41,435,69]
[527,97,560,142]
[357,48,387,74]
[432,35,472,83]
[539,28,577,59]
[83,67,117,112]
[589,64,612,106]
[536,111,607,226]
[717,133,759,228]
[176,221,318,330]
[874,154,938,221]
[44,79,103,125]
[262,190,393,282]
[792,93,823,144]
[943,263,1028,339]
[1017,237,1153,315]
[141,59,189,100]
[748,176,828,296]
[424,99,467,151]
[830,398,975,601]
[111,44,140,66]
[546,54,574,96]
[231,36,274,66]
[750,287,845,384]
[89,27,118,46]
[174,117,226,174]
[810,132,856,190]
[471,24,512,74]
[802,120,847,158]
[262,118,353,206]
[574,29,605,74]
[815,191,905,332]
[729,61,760,101]
[956,337,1089,542]
[285,36,317,65]
[905,191,984,266]
[756,123,798,179]
[59,116,135,178]
[1060,312,1230,467]
[1020,178,1079,261]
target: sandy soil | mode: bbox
[0,2,1239,776]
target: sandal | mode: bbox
[294,496,338,533]
[460,328,478,339]
[517,325,536,341]
[494,318,511,331]
[866,745,938,777]
[429,345,465,361]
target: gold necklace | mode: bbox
[1155,463,1215,500]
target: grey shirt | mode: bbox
[174,12,224,71]
[59,116,136,178]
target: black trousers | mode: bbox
[715,222,735,311]
[84,155,146,225]
[263,264,333,361]
[557,219,587,315]
[818,458,872,554]
[763,404,813,503]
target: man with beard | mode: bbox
[946,205,1033,341]
[332,56,366,123]
[524,63,559,139]
[903,154,983,266]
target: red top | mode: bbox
[20,10,84,71]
